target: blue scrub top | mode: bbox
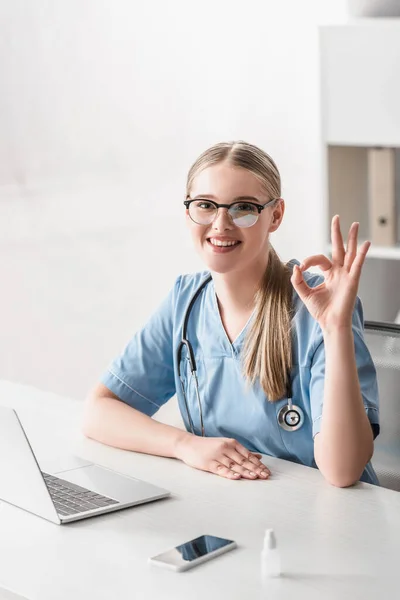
[101,262,380,485]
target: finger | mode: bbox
[227,447,254,467]
[231,442,269,476]
[350,240,371,281]
[233,442,263,466]
[331,215,345,266]
[233,442,254,460]
[220,442,269,478]
[211,461,241,480]
[220,453,245,470]
[344,222,359,271]
[232,443,266,469]
[290,264,314,304]
[235,458,270,479]
[230,464,260,479]
[247,454,271,476]
[218,455,237,470]
[223,451,269,479]
[299,255,332,273]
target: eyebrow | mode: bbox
[190,194,263,204]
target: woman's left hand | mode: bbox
[291,215,370,332]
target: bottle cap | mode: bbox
[263,528,277,550]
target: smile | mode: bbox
[208,238,241,247]
[206,238,242,253]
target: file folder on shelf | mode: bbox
[368,147,396,247]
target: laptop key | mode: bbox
[77,501,102,510]
[92,499,117,507]
[89,499,111,507]
[42,471,117,513]
[56,505,75,515]
[68,502,86,511]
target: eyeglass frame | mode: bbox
[183,196,281,227]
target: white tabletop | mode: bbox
[0,380,399,600]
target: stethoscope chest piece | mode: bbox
[278,402,305,432]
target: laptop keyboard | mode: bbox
[42,472,119,517]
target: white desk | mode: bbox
[0,381,399,600]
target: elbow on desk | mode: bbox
[321,471,360,489]
[314,434,373,488]
[316,460,366,488]
[81,415,94,441]
[81,418,95,441]
[81,394,100,440]
[316,456,373,488]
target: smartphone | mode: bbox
[148,534,237,572]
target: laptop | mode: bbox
[0,406,170,524]
[0,586,29,600]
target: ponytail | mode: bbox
[242,246,293,401]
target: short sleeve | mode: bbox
[309,297,380,439]
[100,278,180,416]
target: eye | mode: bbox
[232,203,258,213]
[194,200,215,210]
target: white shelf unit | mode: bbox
[320,20,400,322]
[327,243,400,261]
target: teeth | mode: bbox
[209,239,239,247]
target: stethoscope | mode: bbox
[176,275,305,437]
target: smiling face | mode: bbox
[186,162,284,276]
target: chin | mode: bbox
[199,254,241,275]
[207,263,237,275]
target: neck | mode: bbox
[212,255,269,314]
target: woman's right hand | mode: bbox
[175,434,270,480]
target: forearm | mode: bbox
[314,326,373,487]
[82,393,192,459]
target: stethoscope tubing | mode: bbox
[177,275,304,435]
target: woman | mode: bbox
[83,141,379,487]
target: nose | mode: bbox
[212,208,234,232]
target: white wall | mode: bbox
[0,1,348,400]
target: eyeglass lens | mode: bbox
[188,200,259,228]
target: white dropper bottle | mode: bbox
[261,528,282,581]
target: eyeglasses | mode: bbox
[183,197,280,228]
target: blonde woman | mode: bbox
[83,141,379,488]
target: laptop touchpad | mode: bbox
[59,464,169,504]
[41,455,92,474]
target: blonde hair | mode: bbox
[186,141,293,401]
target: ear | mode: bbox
[269,198,285,233]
